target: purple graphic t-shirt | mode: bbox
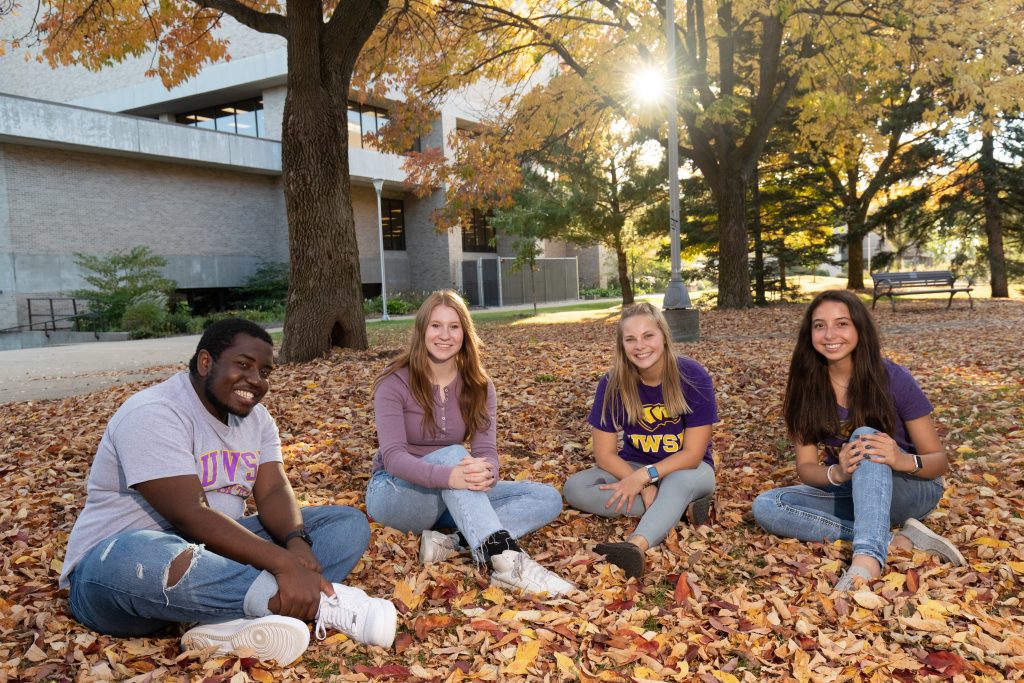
[589,356,718,467]
[821,359,933,464]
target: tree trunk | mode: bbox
[614,240,635,305]
[845,213,867,290]
[277,1,385,362]
[980,132,1009,298]
[715,173,752,308]
[751,167,765,305]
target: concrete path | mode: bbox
[0,333,206,404]
[0,297,631,404]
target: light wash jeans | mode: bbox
[562,461,715,548]
[68,505,369,637]
[364,445,563,560]
[752,426,944,567]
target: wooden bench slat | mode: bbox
[870,270,973,312]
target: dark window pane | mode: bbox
[463,209,496,252]
[381,198,406,250]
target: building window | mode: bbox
[347,101,421,153]
[462,209,496,253]
[381,198,406,251]
[347,102,388,149]
[176,98,264,137]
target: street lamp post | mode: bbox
[372,178,389,321]
[661,0,699,342]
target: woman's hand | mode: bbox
[852,431,914,472]
[834,440,866,482]
[599,467,650,514]
[448,457,496,490]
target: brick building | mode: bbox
[0,16,609,333]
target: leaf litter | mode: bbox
[1,299,1022,681]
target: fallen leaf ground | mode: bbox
[2,298,1023,682]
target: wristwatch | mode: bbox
[645,465,660,483]
[283,528,313,547]
[908,453,923,475]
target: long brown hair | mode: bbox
[783,289,895,445]
[374,290,491,440]
[600,302,691,429]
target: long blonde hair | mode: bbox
[601,302,690,428]
[375,290,491,439]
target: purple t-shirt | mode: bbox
[822,359,933,464]
[588,356,717,467]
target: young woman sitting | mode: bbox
[365,290,573,596]
[752,290,965,592]
[563,302,717,579]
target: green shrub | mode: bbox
[72,246,175,331]
[166,300,193,334]
[121,291,169,339]
[363,291,432,316]
[230,262,289,311]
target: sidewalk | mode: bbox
[0,297,628,404]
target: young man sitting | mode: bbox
[59,319,396,665]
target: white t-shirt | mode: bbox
[59,372,283,588]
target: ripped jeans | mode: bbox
[67,505,369,637]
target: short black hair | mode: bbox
[188,318,273,376]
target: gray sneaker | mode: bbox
[899,518,966,566]
[420,530,463,564]
[834,565,874,594]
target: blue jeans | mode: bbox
[563,461,715,547]
[68,505,369,637]
[752,427,944,567]
[365,445,563,560]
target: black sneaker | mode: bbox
[683,494,714,526]
[595,541,645,579]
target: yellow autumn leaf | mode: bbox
[554,652,578,678]
[852,590,886,610]
[820,559,842,573]
[882,572,905,591]
[711,670,740,683]
[916,598,957,620]
[899,614,947,632]
[982,473,998,484]
[50,558,63,573]
[393,578,423,610]
[1006,561,1024,573]
[974,537,1009,548]
[483,586,506,604]
[504,639,540,675]
[250,668,275,683]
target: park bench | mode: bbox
[870,270,973,311]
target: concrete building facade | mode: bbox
[0,15,604,333]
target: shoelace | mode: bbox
[314,595,356,640]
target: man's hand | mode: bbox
[271,557,327,620]
[286,537,322,573]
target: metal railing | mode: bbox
[0,298,99,336]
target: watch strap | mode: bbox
[283,528,313,547]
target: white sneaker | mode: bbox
[181,615,309,664]
[420,530,463,564]
[489,550,574,596]
[315,584,397,648]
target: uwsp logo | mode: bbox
[640,403,681,432]
[628,402,684,454]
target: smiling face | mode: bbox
[810,300,859,367]
[194,333,274,423]
[620,313,666,381]
[424,304,465,367]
